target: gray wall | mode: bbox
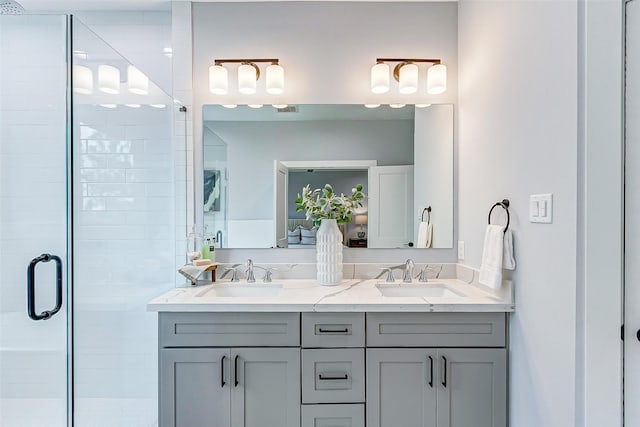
[458,1,577,426]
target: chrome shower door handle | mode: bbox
[27,253,63,321]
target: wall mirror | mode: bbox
[202,103,454,249]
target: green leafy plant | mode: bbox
[295,184,365,227]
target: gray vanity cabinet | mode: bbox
[366,348,507,427]
[436,348,507,427]
[160,348,231,427]
[160,347,300,427]
[158,313,301,427]
[366,349,438,427]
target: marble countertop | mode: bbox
[147,264,514,313]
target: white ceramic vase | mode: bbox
[316,218,343,285]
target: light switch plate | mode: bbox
[530,193,553,223]
[458,241,465,260]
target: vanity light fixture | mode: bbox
[99,104,117,109]
[272,104,288,109]
[415,103,432,108]
[371,58,447,95]
[127,65,149,95]
[222,104,238,109]
[389,103,406,109]
[247,104,264,109]
[72,65,93,95]
[150,104,167,109]
[209,58,284,95]
[98,64,120,94]
[364,104,381,108]
[125,104,141,108]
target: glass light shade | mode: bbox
[98,65,120,94]
[272,104,288,109]
[371,63,390,94]
[427,63,447,94]
[222,104,237,109]
[125,104,141,108]
[398,63,418,94]
[127,65,149,95]
[247,104,263,109]
[99,104,117,109]
[389,103,406,109]
[73,65,93,94]
[238,64,257,94]
[266,64,285,95]
[150,104,166,109]
[364,104,380,108]
[355,214,368,225]
[415,103,432,108]
[209,64,228,95]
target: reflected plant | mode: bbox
[295,184,365,227]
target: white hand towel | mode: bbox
[503,229,516,270]
[479,225,508,290]
[178,264,211,284]
[417,222,433,248]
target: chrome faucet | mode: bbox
[403,259,415,283]
[246,259,256,283]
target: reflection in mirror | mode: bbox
[202,104,453,249]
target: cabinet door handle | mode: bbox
[428,356,434,388]
[318,328,349,334]
[318,374,349,381]
[441,356,448,388]
[234,355,239,387]
[221,355,226,388]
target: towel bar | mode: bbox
[421,206,432,224]
[488,199,510,233]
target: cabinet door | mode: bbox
[160,348,231,427]
[436,349,507,427]
[231,348,301,427]
[366,349,437,427]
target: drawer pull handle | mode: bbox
[221,355,226,388]
[318,374,349,381]
[442,356,447,388]
[428,356,434,388]
[234,355,239,387]
[318,328,349,334]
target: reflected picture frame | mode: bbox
[204,169,221,212]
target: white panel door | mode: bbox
[626,1,640,425]
[274,161,289,248]
[368,166,414,248]
[0,15,69,427]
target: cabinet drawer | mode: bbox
[366,312,505,347]
[302,404,365,427]
[302,313,365,348]
[159,312,300,347]
[302,349,365,403]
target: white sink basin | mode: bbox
[197,284,283,298]
[376,283,465,298]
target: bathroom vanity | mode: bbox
[148,265,513,427]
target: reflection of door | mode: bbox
[274,161,289,247]
[0,15,70,426]
[368,166,414,248]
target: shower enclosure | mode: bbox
[0,14,177,426]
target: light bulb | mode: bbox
[427,63,447,94]
[209,64,228,95]
[238,63,257,95]
[98,65,120,94]
[73,65,93,94]
[371,62,390,94]
[127,65,149,95]
[398,63,418,94]
[266,63,284,95]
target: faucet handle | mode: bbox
[380,268,395,283]
[416,267,428,283]
[263,268,274,283]
[224,267,240,282]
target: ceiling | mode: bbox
[19,0,455,12]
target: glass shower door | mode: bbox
[0,15,70,427]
